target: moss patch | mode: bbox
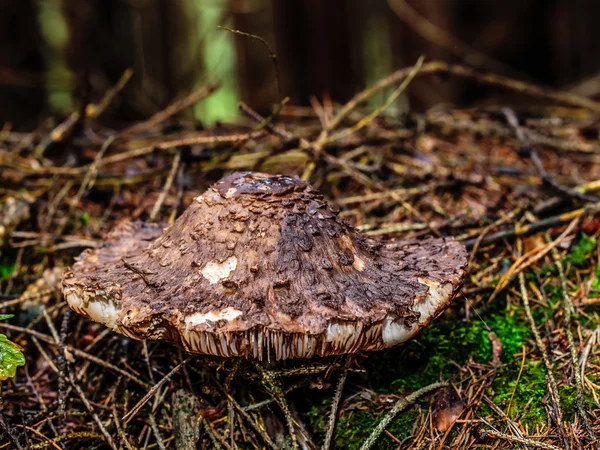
[488,360,549,426]
[566,233,597,265]
[306,303,535,444]
[308,405,419,450]
[361,305,530,393]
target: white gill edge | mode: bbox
[381,278,452,347]
[65,276,454,359]
[64,288,119,330]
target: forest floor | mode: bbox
[0,63,599,449]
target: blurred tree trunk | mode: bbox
[0,0,44,129]
[232,0,278,113]
[387,0,460,110]
[272,0,361,105]
[6,0,600,129]
[63,0,201,120]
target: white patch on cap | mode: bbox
[224,187,237,198]
[184,307,242,327]
[353,255,365,271]
[201,256,237,284]
[64,289,118,330]
[381,278,453,347]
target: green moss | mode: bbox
[360,306,530,394]
[308,407,419,450]
[567,233,597,265]
[558,384,579,422]
[487,312,530,360]
[308,303,536,444]
[306,403,328,443]
[591,265,600,296]
[489,361,549,426]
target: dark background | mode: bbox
[2,0,600,129]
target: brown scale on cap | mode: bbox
[62,172,467,361]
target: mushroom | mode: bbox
[62,172,467,361]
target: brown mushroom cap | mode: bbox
[62,172,467,360]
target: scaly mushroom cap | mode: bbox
[62,172,467,360]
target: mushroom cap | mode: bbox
[63,172,467,360]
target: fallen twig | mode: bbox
[359,382,447,450]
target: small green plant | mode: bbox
[80,211,90,226]
[0,314,25,381]
[0,258,15,279]
[567,233,597,265]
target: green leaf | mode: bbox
[0,314,14,321]
[0,334,25,381]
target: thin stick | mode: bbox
[427,110,600,154]
[23,131,262,176]
[0,323,151,388]
[239,101,295,142]
[25,431,105,450]
[505,345,526,417]
[22,426,62,450]
[322,356,351,450]
[503,108,600,203]
[30,337,58,373]
[112,403,136,450]
[218,27,282,102]
[462,203,600,249]
[359,382,447,450]
[483,395,525,440]
[518,264,568,448]
[121,83,219,138]
[67,367,118,450]
[222,391,278,450]
[33,69,132,157]
[148,414,167,450]
[149,149,181,221]
[54,136,115,238]
[204,419,231,450]
[0,410,23,450]
[57,308,71,420]
[123,357,192,423]
[327,61,600,134]
[483,428,562,450]
[243,380,310,412]
[551,247,599,442]
[326,55,425,144]
[253,361,299,450]
[87,68,134,119]
[487,218,577,301]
